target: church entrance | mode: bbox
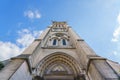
[43,71,74,80]
[35,53,86,80]
[43,68,74,80]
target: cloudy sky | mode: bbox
[0,0,120,63]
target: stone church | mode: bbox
[0,21,120,80]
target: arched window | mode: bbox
[53,39,57,45]
[62,39,66,45]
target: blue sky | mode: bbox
[0,0,120,63]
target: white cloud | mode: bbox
[17,29,43,48]
[24,10,34,19]
[111,13,120,59]
[111,26,120,42]
[0,29,43,61]
[35,10,41,18]
[0,41,22,60]
[24,10,41,19]
[117,13,120,24]
[113,51,118,56]
[112,13,120,42]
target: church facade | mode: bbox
[0,21,120,80]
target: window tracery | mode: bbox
[46,33,72,48]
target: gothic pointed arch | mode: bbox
[36,52,82,79]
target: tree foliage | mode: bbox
[0,61,4,70]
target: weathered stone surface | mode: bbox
[0,21,119,80]
[0,59,24,80]
[10,61,32,80]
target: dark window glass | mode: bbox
[63,39,66,45]
[53,39,57,45]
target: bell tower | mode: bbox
[0,21,119,80]
[33,21,84,80]
[43,21,71,48]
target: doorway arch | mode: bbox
[35,52,85,80]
